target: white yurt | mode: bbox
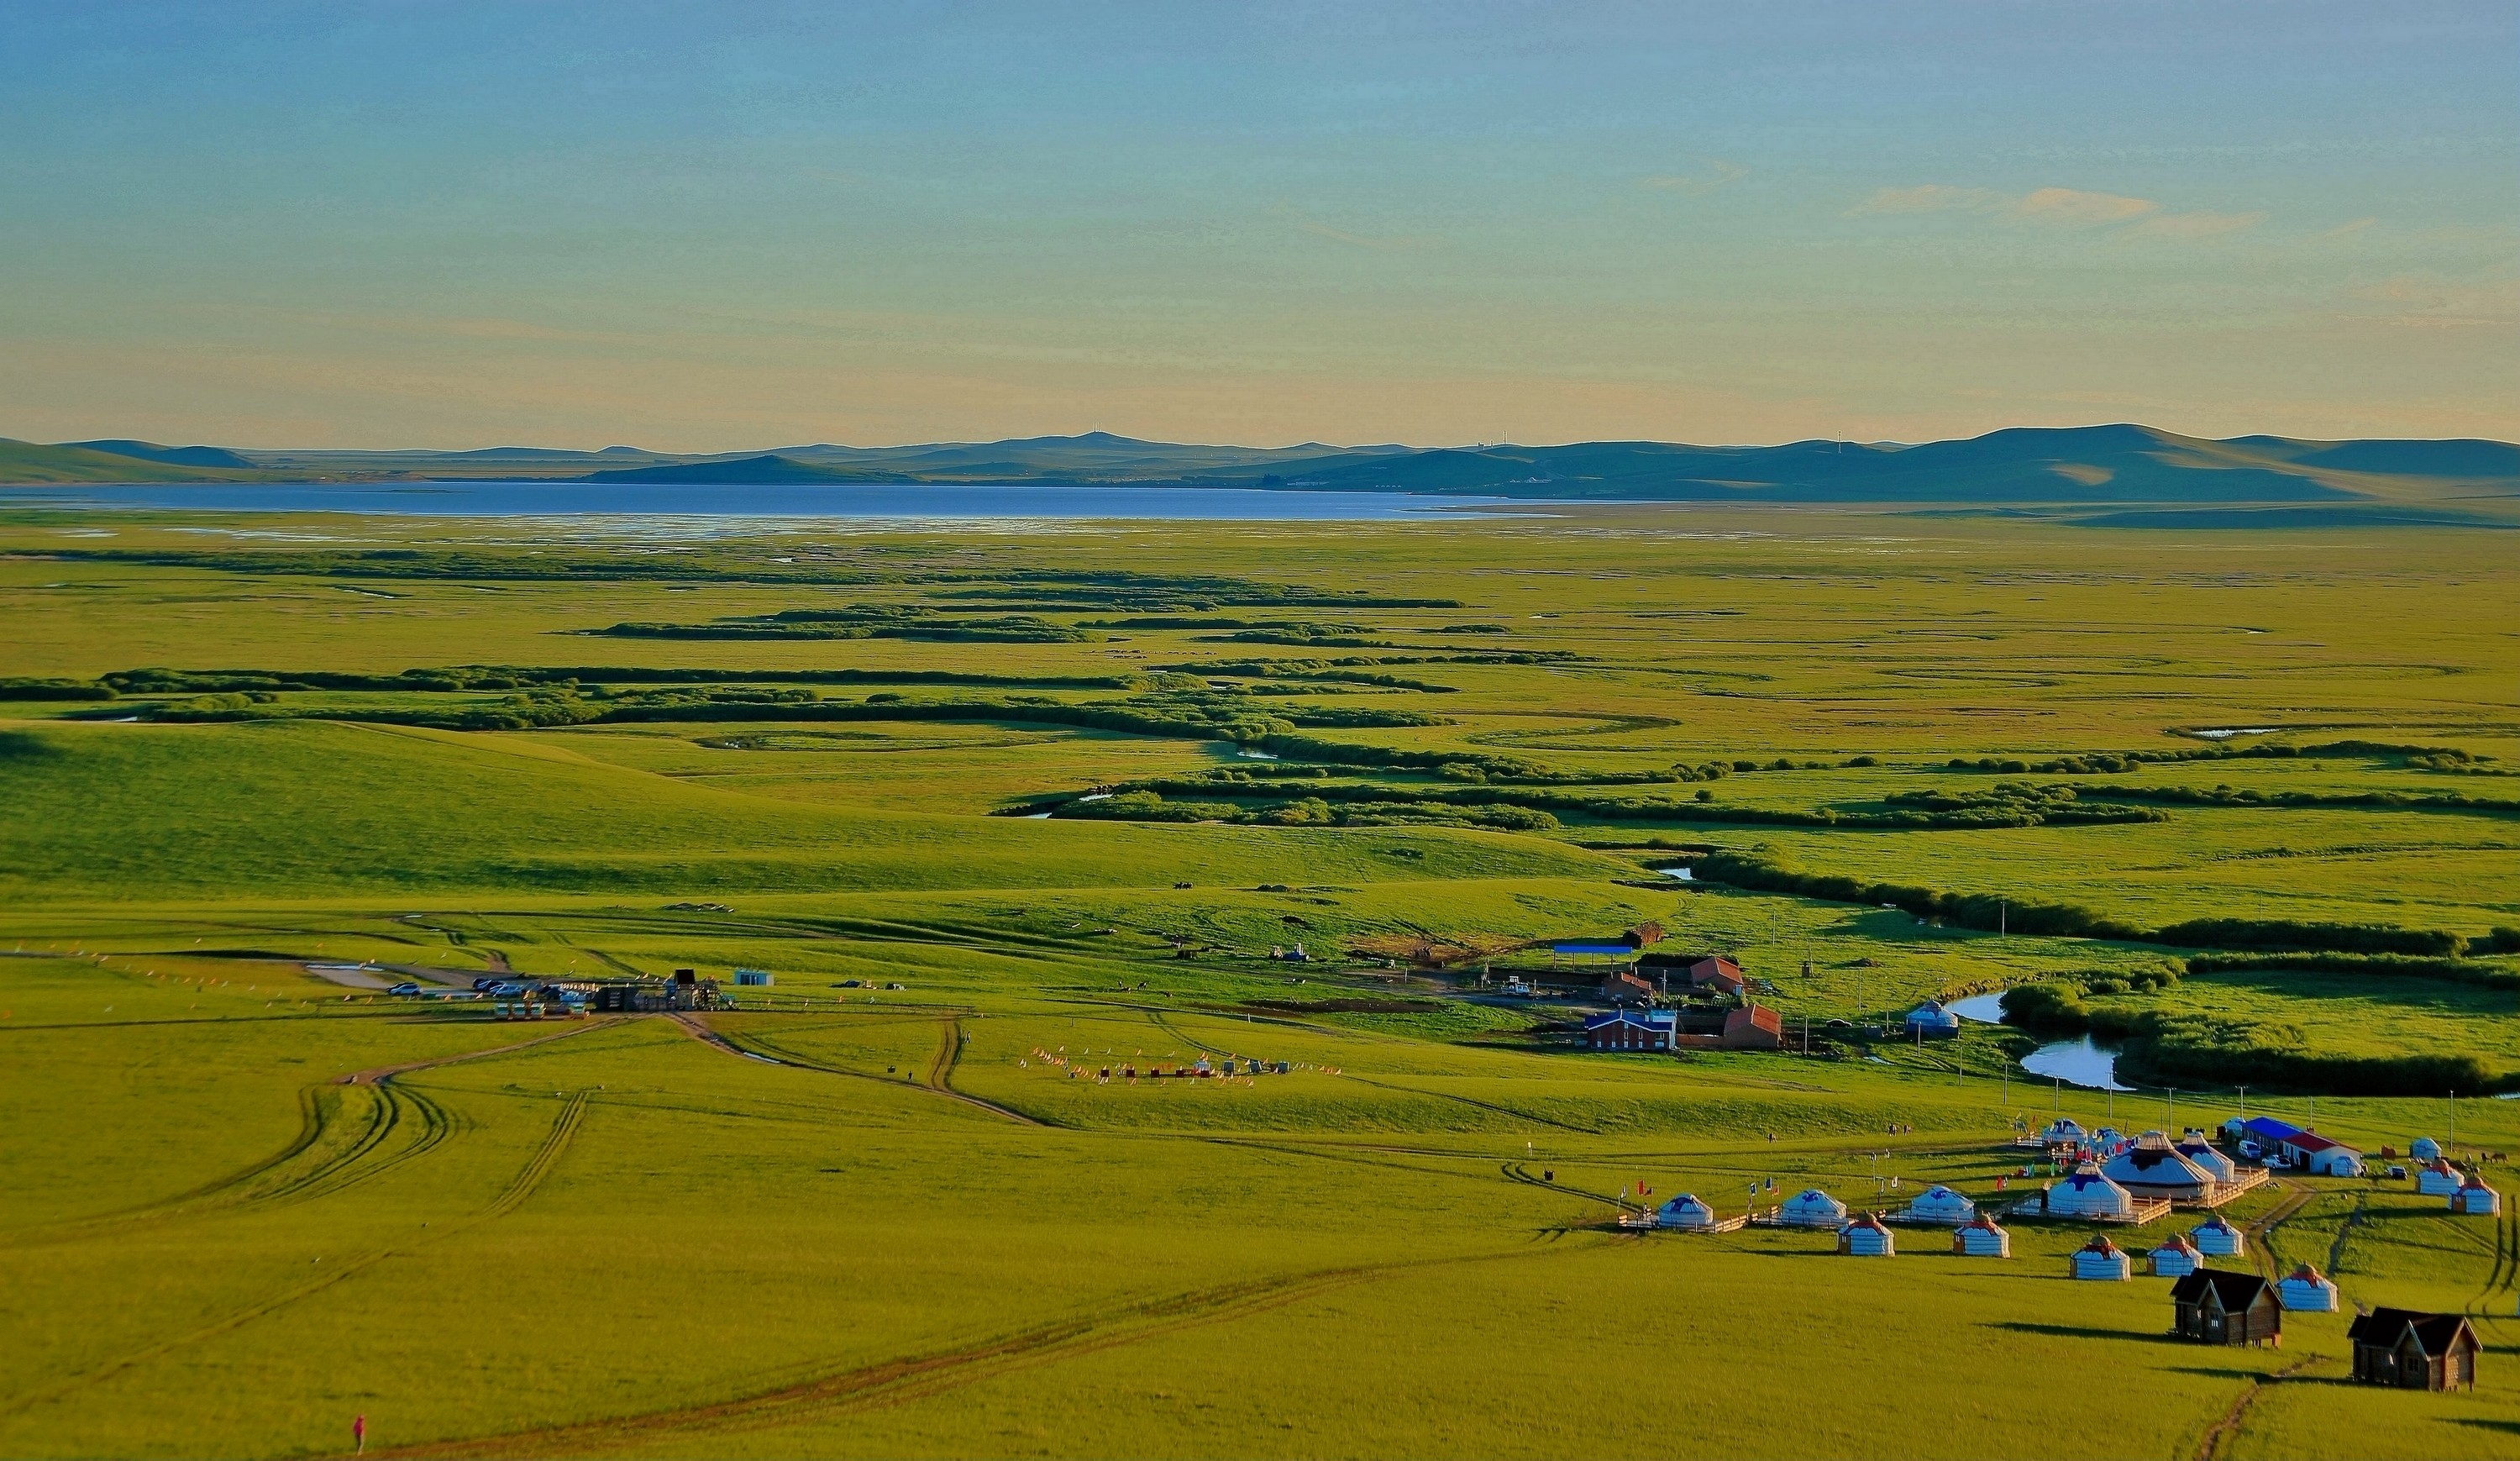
[2045,1164,2136,1220]
[1838,1213,1895,1257]
[1780,1188,1849,1228]
[2103,1133,2215,1202]
[2040,1117,2087,1147]
[2174,1133,2238,1184]
[2148,1233,2202,1278]
[2276,1264,2339,1312]
[1656,1193,1720,1230]
[2071,1235,2131,1281]
[2417,1159,2465,1196]
[2093,1127,2129,1154]
[2410,1136,2443,1162]
[1905,1184,1977,1225]
[2189,1212,2246,1257]
[1952,1213,2011,1258]
[2453,1176,2502,1216]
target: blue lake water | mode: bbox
[0,481,1525,522]
[1947,990,2134,1091]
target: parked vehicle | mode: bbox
[386,981,423,996]
[486,980,528,997]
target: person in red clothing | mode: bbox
[353,1415,366,1454]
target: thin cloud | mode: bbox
[2313,217,2377,242]
[1848,184,2003,215]
[1271,202,1436,251]
[2124,209,2264,239]
[1639,160,1747,196]
[2011,187,2158,226]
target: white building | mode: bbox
[2148,1233,2202,1278]
[1904,1184,1977,1225]
[2277,1264,2339,1311]
[2071,1235,2132,1280]
[1656,1193,1721,1230]
[2189,1212,2246,1258]
[2174,1132,2238,1185]
[2453,1177,2502,1217]
[2045,1164,2136,1220]
[1838,1213,1895,1256]
[2417,1159,2465,1197]
[2410,1136,2443,1162]
[1779,1188,1849,1228]
[1952,1213,2011,1258]
[2103,1133,2215,1203]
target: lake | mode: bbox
[0,481,1527,522]
[1947,990,2134,1091]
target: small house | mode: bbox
[2348,1309,2481,1391]
[1838,1213,1895,1256]
[2045,1164,2136,1220]
[2416,1159,2465,1197]
[2276,1264,2339,1312]
[2452,1176,2501,1216]
[1720,1004,1784,1050]
[1688,955,1746,996]
[2071,1235,2131,1280]
[2409,1136,2443,1162]
[732,969,774,986]
[2148,1233,2202,1278]
[1905,1184,1977,1225]
[2171,1269,2281,1347]
[1903,1000,1961,1040]
[2189,1212,2245,1257]
[1952,1213,2011,1258]
[2286,1132,2364,1178]
[1779,1188,1848,1228]
[1656,1193,1720,1231]
[2104,1132,2216,1203]
[2173,1133,2238,1184]
[1600,970,1656,1006]
[1583,1009,1675,1052]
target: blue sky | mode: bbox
[3,1,2512,448]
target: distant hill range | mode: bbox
[3,426,2513,507]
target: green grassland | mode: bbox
[3,504,2517,1458]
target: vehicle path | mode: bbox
[672,1014,1044,1127]
[0,1092,591,1423]
[2191,1354,2316,1461]
[366,1242,1601,1459]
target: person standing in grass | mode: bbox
[353,1415,366,1454]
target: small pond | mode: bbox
[1945,990,2134,1091]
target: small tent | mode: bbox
[1838,1213,1895,1257]
[2453,1177,2502,1217]
[1905,1184,1977,1225]
[1656,1193,1721,1231]
[2277,1264,2339,1312]
[2409,1136,2443,1162]
[2174,1133,2238,1184]
[2093,1127,2129,1154]
[2189,1212,2246,1258]
[2416,1159,2465,1197]
[1952,1213,2011,1258]
[2149,1233,2203,1278]
[2071,1235,2132,1281]
[1903,1001,1960,1039]
[2040,1117,2087,1148]
[2046,1164,2137,1220]
[1779,1188,1849,1228]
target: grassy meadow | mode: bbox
[2,503,2516,1458]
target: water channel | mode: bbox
[1947,990,2134,1092]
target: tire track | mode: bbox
[371,1243,1593,1459]
[2242,1179,2312,1279]
[2192,1355,2317,1461]
[0,1092,591,1423]
[679,1015,1044,1127]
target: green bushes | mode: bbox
[2185,951,2519,990]
[1943,738,2496,776]
[2151,917,2465,958]
[0,677,115,701]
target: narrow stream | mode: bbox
[1947,990,2134,1091]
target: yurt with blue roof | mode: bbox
[1905,1184,1977,1225]
[1656,1193,1721,1231]
[2174,1132,2238,1185]
[1779,1188,1848,1228]
[2040,1117,2087,1148]
[1903,1000,1960,1039]
[2045,1164,2136,1220]
[2190,1212,2245,1258]
[2071,1235,2131,1280]
[2411,1136,2443,1162]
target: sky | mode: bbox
[3,1,2514,449]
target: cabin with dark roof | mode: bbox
[2170,1269,2281,1348]
[1583,1008,1675,1052]
[2348,1309,2480,1391]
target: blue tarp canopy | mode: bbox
[1553,943,1635,955]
